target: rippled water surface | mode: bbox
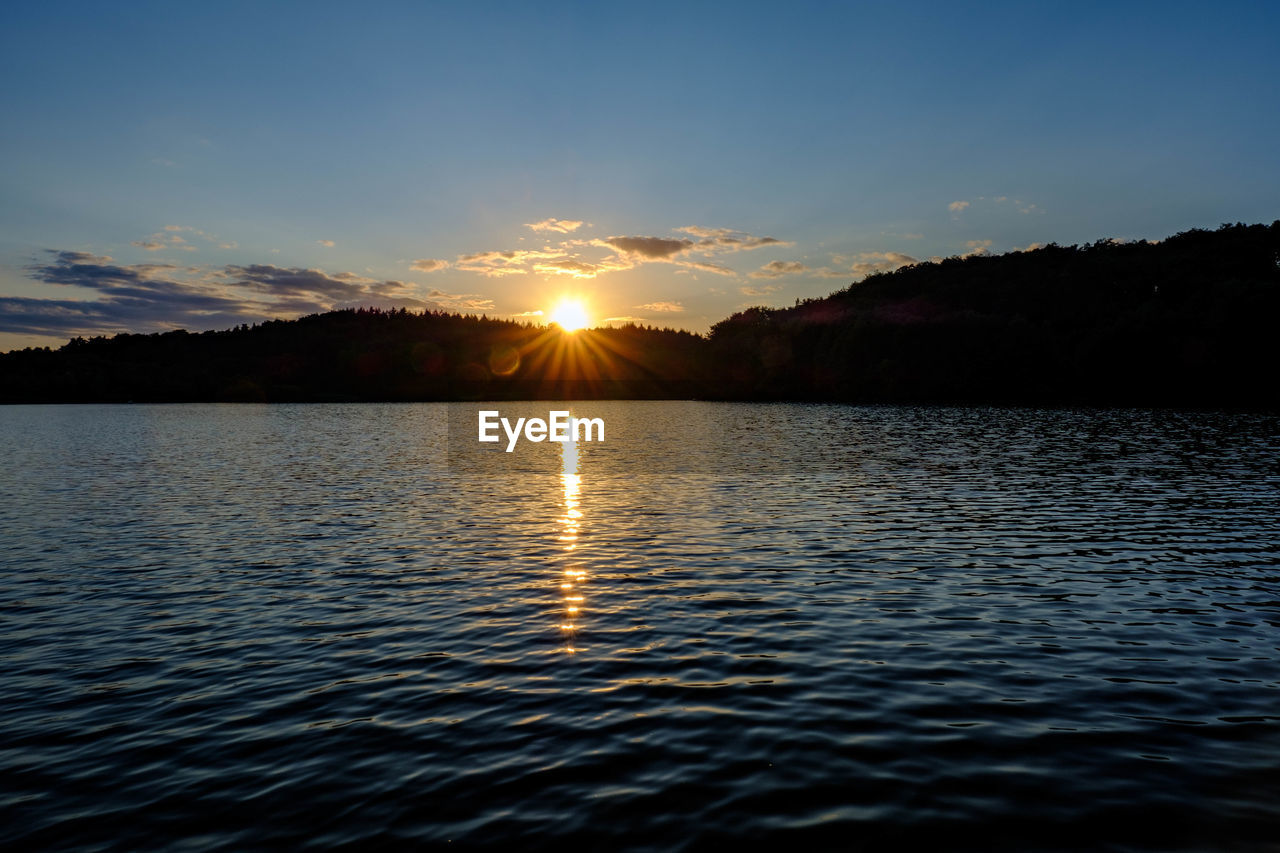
[2,403,1278,850]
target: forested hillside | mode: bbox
[3,222,1277,407]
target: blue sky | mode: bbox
[2,0,1278,350]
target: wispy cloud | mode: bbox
[814,251,920,280]
[446,224,789,282]
[750,260,809,279]
[526,218,585,234]
[532,258,612,278]
[2,250,474,339]
[739,284,782,296]
[454,246,629,278]
[423,288,495,311]
[133,232,196,252]
[603,236,695,260]
[227,264,395,301]
[636,301,684,312]
[410,258,449,272]
[676,259,735,276]
[677,226,790,252]
[10,251,267,337]
[954,196,1041,215]
[599,228,788,264]
[849,251,918,276]
[678,226,734,239]
[456,248,547,277]
[132,225,238,254]
[317,239,335,247]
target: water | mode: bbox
[1,402,1278,851]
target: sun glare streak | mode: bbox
[550,299,589,332]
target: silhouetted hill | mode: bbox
[2,221,1278,406]
[0,310,709,402]
[707,221,1280,407]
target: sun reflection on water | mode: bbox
[557,423,586,653]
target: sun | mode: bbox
[549,298,589,332]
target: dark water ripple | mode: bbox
[1,403,1278,850]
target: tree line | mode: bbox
[2,222,1277,407]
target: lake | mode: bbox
[1,402,1278,850]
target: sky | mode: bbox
[2,0,1278,352]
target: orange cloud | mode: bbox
[750,260,808,279]
[526,218,585,234]
[603,236,695,259]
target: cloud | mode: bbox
[961,239,992,258]
[601,230,788,263]
[422,288,495,311]
[603,315,648,325]
[317,239,335,247]
[849,251,918,276]
[31,252,180,292]
[4,250,476,340]
[677,226,790,252]
[955,197,1042,216]
[456,242,636,280]
[815,251,920,281]
[226,264,392,301]
[533,258,607,278]
[526,218,585,234]
[636,301,684,312]
[410,258,449,272]
[12,252,266,337]
[676,259,735,276]
[678,226,735,239]
[132,226,240,254]
[133,232,197,252]
[445,225,791,283]
[510,309,545,318]
[739,284,781,296]
[711,235,786,250]
[750,260,809,279]
[0,293,250,339]
[456,249,535,276]
[1014,242,1045,253]
[603,236,695,260]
